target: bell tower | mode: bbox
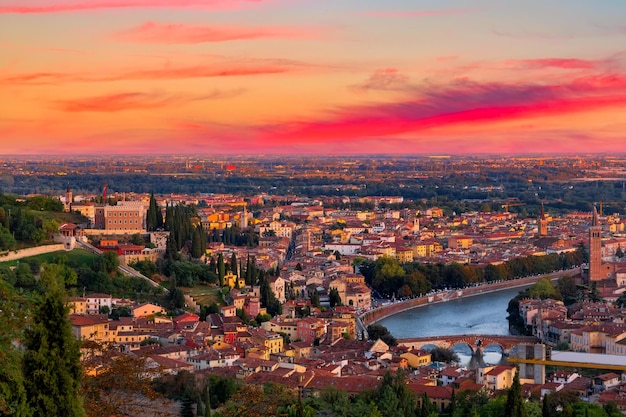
[65,184,73,212]
[589,206,603,281]
[538,203,548,237]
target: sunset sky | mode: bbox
[1,0,626,155]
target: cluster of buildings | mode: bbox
[68,295,624,410]
[56,186,626,410]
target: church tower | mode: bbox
[589,206,604,281]
[538,203,548,237]
[64,184,73,212]
[240,204,248,229]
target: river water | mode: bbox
[377,285,529,367]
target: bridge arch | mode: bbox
[397,334,539,356]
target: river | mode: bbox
[377,285,529,367]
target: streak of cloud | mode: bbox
[54,89,244,112]
[362,9,476,18]
[112,22,321,44]
[0,0,271,14]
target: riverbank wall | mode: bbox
[360,269,580,327]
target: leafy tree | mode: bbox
[130,260,158,277]
[310,290,321,308]
[130,233,144,246]
[557,275,578,305]
[429,347,460,364]
[366,323,397,346]
[220,383,292,417]
[329,287,342,307]
[526,278,559,300]
[96,251,119,275]
[22,271,85,417]
[0,225,17,251]
[42,219,60,240]
[0,265,17,286]
[83,350,167,417]
[14,262,35,288]
[0,281,31,417]
[169,287,186,309]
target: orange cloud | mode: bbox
[0,0,271,14]
[2,62,299,85]
[54,90,243,112]
[112,22,319,44]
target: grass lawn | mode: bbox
[0,248,99,268]
[186,285,223,306]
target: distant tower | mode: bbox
[65,184,73,212]
[589,206,604,281]
[538,203,548,237]
[240,205,248,229]
[306,229,312,253]
[413,217,420,234]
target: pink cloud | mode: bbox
[505,58,600,70]
[258,74,626,145]
[362,9,476,18]
[54,89,243,112]
[112,22,319,44]
[0,0,270,14]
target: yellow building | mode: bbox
[224,272,245,289]
[448,236,473,250]
[70,314,114,343]
[67,297,88,315]
[401,349,432,368]
[263,333,284,354]
[395,246,414,263]
[132,303,166,318]
[412,243,428,258]
[478,365,516,391]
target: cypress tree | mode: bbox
[204,382,211,417]
[217,254,225,286]
[164,202,173,231]
[22,267,85,417]
[245,256,252,285]
[191,226,203,259]
[231,253,237,276]
[180,393,194,417]
[542,393,551,417]
[146,192,157,231]
[505,369,527,417]
[155,197,163,230]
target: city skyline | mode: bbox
[1,0,626,155]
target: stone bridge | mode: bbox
[397,334,539,355]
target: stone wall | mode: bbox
[0,244,66,262]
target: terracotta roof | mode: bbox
[70,314,109,326]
